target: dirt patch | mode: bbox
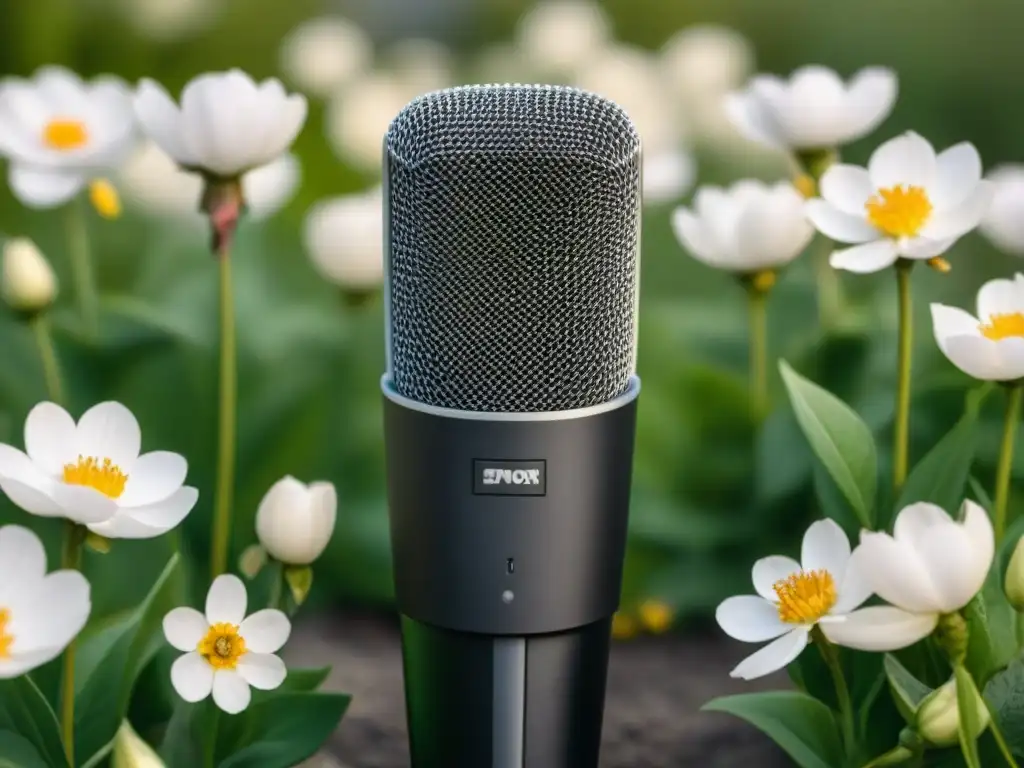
[287,611,790,767]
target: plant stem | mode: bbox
[993,384,1022,541]
[812,626,855,755]
[268,562,284,611]
[60,522,83,766]
[893,260,914,497]
[205,706,220,768]
[31,315,64,403]
[814,240,842,329]
[210,251,237,580]
[65,196,99,341]
[747,281,768,421]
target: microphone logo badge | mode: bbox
[472,459,547,496]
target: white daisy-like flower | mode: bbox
[931,274,1024,381]
[725,65,897,152]
[325,73,410,171]
[0,401,198,537]
[716,519,872,680]
[822,501,994,652]
[384,38,456,101]
[133,70,307,179]
[643,148,696,204]
[980,164,1024,256]
[0,66,136,208]
[805,131,993,274]
[304,188,383,290]
[255,476,337,566]
[279,16,372,99]
[514,0,612,78]
[660,25,753,106]
[672,180,814,273]
[0,525,90,678]
[164,574,290,714]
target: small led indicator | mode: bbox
[502,590,514,604]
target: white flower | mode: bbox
[279,17,371,99]
[980,165,1024,256]
[643,148,696,204]
[822,501,994,652]
[325,73,411,171]
[0,525,90,678]
[2,237,57,313]
[931,274,1024,381]
[0,66,136,208]
[716,519,872,680]
[255,476,337,565]
[472,44,539,85]
[384,39,456,100]
[304,188,383,290]
[660,25,753,105]
[164,575,290,714]
[725,65,897,152]
[672,180,814,273]
[120,0,222,42]
[133,70,307,178]
[515,0,612,77]
[0,401,198,536]
[805,132,993,274]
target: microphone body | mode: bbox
[381,84,642,768]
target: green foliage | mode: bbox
[0,676,66,767]
[983,657,1024,759]
[953,666,984,768]
[0,731,49,768]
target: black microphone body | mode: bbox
[381,84,642,768]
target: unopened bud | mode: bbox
[200,177,245,256]
[112,720,166,768]
[1,238,57,315]
[934,612,969,665]
[85,531,111,554]
[255,476,337,566]
[1005,535,1024,611]
[238,543,267,580]
[915,677,989,747]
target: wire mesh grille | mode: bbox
[385,84,641,412]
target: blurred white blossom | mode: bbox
[304,188,383,290]
[279,17,372,99]
[472,43,539,85]
[384,38,456,100]
[515,1,612,78]
[326,73,410,171]
[121,0,223,41]
[1,238,57,314]
[642,148,696,205]
[980,165,1024,256]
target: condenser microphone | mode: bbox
[381,83,641,768]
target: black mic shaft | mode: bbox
[381,83,642,768]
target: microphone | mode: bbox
[381,83,641,768]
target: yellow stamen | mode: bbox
[927,256,951,274]
[62,456,128,498]
[638,600,674,634]
[773,570,837,624]
[752,270,776,293]
[197,622,247,670]
[611,612,638,640]
[865,184,933,238]
[979,313,1024,341]
[0,607,13,659]
[42,119,89,151]
[793,174,816,199]
[89,179,121,219]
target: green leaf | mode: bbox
[702,691,844,768]
[0,675,67,768]
[74,554,182,767]
[954,666,983,768]
[884,653,934,723]
[0,730,49,768]
[964,564,1018,687]
[967,476,994,513]
[159,699,211,768]
[215,692,351,768]
[779,360,877,528]
[277,667,331,694]
[983,657,1024,759]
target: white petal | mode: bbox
[800,519,851,578]
[23,402,77,474]
[5,570,90,651]
[805,199,878,243]
[206,574,247,625]
[243,153,300,220]
[0,525,46,585]
[931,143,983,209]
[723,91,784,150]
[735,185,813,269]
[832,547,874,614]
[920,181,993,240]
[74,401,141,469]
[0,474,61,517]
[118,451,188,507]
[893,502,953,544]
[237,653,287,690]
[163,607,208,652]
[729,628,809,680]
[238,609,291,653]
[133,79,192,165]
[671,206,721,267]
[170,652,214,703]
[258,93,307,167]
[856,531,944,612]
[212,669,251,714]
[716,596,789,642]
[944,335,1024,381]
[778,66,848,148]
[821,606,937,651]
[51,483,118,525]
[978,275,1024,321]
[897,235,958,260]
[930,304,982,354]
[914,519,987,612]
[841,67,898,142]
[8,166,85,208]
[868,132,937,191]
[0,648,64,679]
[751,555,801,601]
[961,500,995,580]
[91,486,198,539]
[819,164,874,215]
[829,240,898,274]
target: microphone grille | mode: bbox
[384,84,641,413]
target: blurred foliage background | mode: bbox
[1,0,1023,630]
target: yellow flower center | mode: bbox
[773,569,837,624]
[42,119,89,151]
[865,184,933,238]
[197,622,247,670]
[89,179,122,219]
[979,313,1024,341]
[0,607,14,659]
[637,600,674,634]
[62,456,128,498]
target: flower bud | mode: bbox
[255,476,337,565]
[1,238,57,315]
[1005,535,1024,611]
[112,720,166,768]
[915,677,989,747]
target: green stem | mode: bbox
[210,252,237,580]
[893,260,914,497]
[60,522,83,766]
[813,626,855,755]
[993,384,1022,542]
[747,282,768,421]
[65,196,98,340]
[205,706,220,768]
[814,241,842,329]
[268,562,284,611]
[31,315,64,403]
